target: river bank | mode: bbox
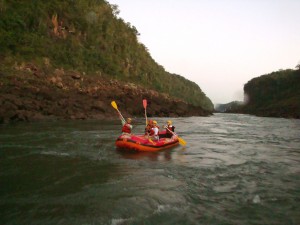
[0,63,212,123]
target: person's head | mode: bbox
[167,120,172,125]
[152,120,157,126]
[127,118,132,123]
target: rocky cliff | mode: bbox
[0,0,214,114]
[0,63,212,123]
[242,68,300,118]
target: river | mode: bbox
[1,113,299,225]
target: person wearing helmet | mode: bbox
[145,120,153,135]
[164,120,175,138]
[122,118,133,134]
[150,120,159,141]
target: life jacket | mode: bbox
[122,123,131,133]
[165,125,175,138]
[145,124,152,134]
[150,126,159,136]
[166,125,175,134]
[149,128,155,135]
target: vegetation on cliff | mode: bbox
[0,0,213,112]
[215,66,300,118]
[242,68,300,118]
[0,64,212,123]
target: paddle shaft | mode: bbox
[117,108,125,124]
[165,126,176,136]
[144,108,147,126]
[143,99,147,126]
[165,126,186,146]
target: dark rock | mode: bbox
[70,72,81,80]
[0,66,212,123]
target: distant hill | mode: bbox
[215,101,244,113]
[241,68,300,118]
[0,0,213,113]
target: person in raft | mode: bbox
[122,118,132,134]
[150,120,160,141]
[145,120,153,135]
[164,120,175,138]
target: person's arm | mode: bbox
[120,116,126,126]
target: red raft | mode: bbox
[115,131,179,152]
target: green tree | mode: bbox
[0,0,213,111]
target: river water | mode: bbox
[1,113,299,225]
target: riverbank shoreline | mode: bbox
[0,63,212,124]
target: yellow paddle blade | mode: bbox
[178,137,186,146]
[148,138,154,144]
[111,101,118,110]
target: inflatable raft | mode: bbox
[115,131,179,152]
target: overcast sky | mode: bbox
[108,0,300,104]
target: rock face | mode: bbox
[0,65,212,123]
[215,101,244,113]
[242,68,300,119]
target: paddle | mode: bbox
[165,127,186,146]
[142,99,154,143]
[111,101,125,124]
[143,99,147,126]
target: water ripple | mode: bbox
[1,114,299,224]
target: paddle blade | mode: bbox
[148,138,154,144]
[178,137,187,146]
[143,99,147,108]
[111,101,118,110]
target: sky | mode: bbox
[108,0,300,104]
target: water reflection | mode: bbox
[116,148,173,161]
[116,146,189,165]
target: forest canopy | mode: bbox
[242,68,300,118]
